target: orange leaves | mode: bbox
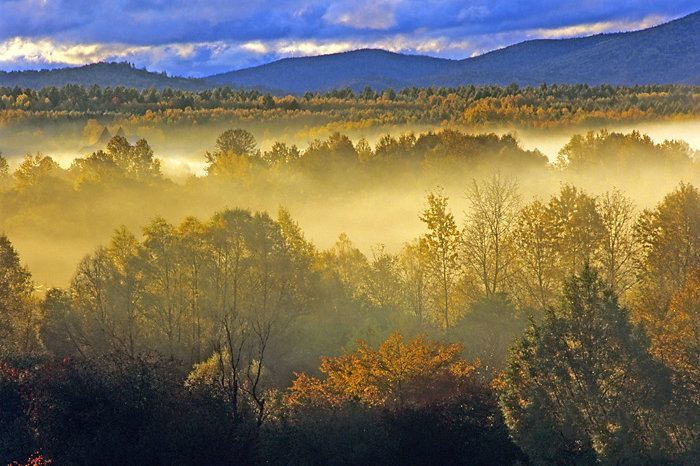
[653,269,700,377]
[286,332,477,409]
[10,452,52,466]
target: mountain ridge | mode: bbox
[0,62,210,90]
[1,10,698,92]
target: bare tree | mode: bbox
[398,240,429,325]
[512,201,560,310]
[463,175,520,296]
[599,189,638,297]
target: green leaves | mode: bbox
[500,266,682,464]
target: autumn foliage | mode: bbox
[286,333,477,408]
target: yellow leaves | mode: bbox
[185,350,225,389]
[450,358,479,379]
[650,269,700,375]
[286,332,477,409]
[15,94,30,108]
[13,153,62,190]
[207,151,255,182]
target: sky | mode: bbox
[0,0,698,77]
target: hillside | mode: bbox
[431,9,700,86]
[207,49,460,93]
[0,62,208,90]
[2,10,698,92]
[210,10,700,91]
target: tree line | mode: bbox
[2,127,697,191]
[1,83,697,128]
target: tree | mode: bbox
[106,136,161,180]
[0,235,40,356]
[657,271,700,388]
[302,132,358,166]
[276,207,318,312]
[276,333,524,465]
[205,129,260,177]
[557,130,695,173]
[632,183,700,385]
[261,142,300,166]
[398,240,430,325]
[13,154,63,190]
[81,118,104,144]
[547,185,604,275]
[658,270,700,411]
[52,207,308,378]
[197,209,298,426]
[205,150,255,179]
[362,245,404,312]
[70,228,144,356]
[359,86,377,100]
[0,362,36,464]
[462,175,519,296]
[176,216,209,363]
[635,183,700,296]
[71,136,161,185]
[512,200,559,310]
[321,233,370,299]
[186,313,272,428]
[420,191,462,329]
[500,267,683,464]
[261,93,275,109]
[25,355,256,465]
[599,189,637,297]
[355,137,374,162]
[140,217,185,359]
[655,271,700,455]
[287,332,476,408]
[40,288,81,357]
[0,151,9,179]
[452,294,526,376]
[213,128,258,158]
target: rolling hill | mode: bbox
[429,9,700,87]
[0,62,209,90]
[2,10,698,92]
[207,49,461,93]
[211,10,700,91]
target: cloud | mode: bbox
[0,1,696,75]
[240,41,270,55]
[530,15,668,39]
[217,35,473,61]
[0,37,230,74]
[322,0,403,30]
[0,38,144,66]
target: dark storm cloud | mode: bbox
[0,0,697,75]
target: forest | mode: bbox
[1,83,697,128]
[1,116,700,464]
[3,0,700,463]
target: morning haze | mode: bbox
[1,3,699,465]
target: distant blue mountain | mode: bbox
[2,11,698,92]
[207,49,461,93]
[211,11,700,92]
[0,62,209,90]
[430,10,700,87]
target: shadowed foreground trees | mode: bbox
[1,354,256,465]
[500,267,696,464]
[266,333,525,465]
